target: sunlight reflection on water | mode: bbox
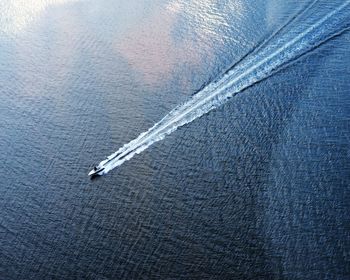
[114,0,245,85]
[0,0,78,35]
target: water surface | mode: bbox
[0,1,349,279]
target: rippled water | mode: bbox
[1,1,349,279]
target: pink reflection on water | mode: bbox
[115,2,211,85]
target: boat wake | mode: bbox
[90,0,350,176]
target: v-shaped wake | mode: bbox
[89,0,350,177]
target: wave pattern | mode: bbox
[95,1,350,175]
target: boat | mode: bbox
[88,166,105,178]
[88,149,133,179]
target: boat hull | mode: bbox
[88,167,105,178]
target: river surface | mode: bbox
[0,1,349,279]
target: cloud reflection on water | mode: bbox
[0,0,78,35]
[115,0,244,85]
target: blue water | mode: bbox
[0,0,349,279]
[94,0,350,175]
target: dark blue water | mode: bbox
[0,1,349,279]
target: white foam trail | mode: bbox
[96,1,350,174]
